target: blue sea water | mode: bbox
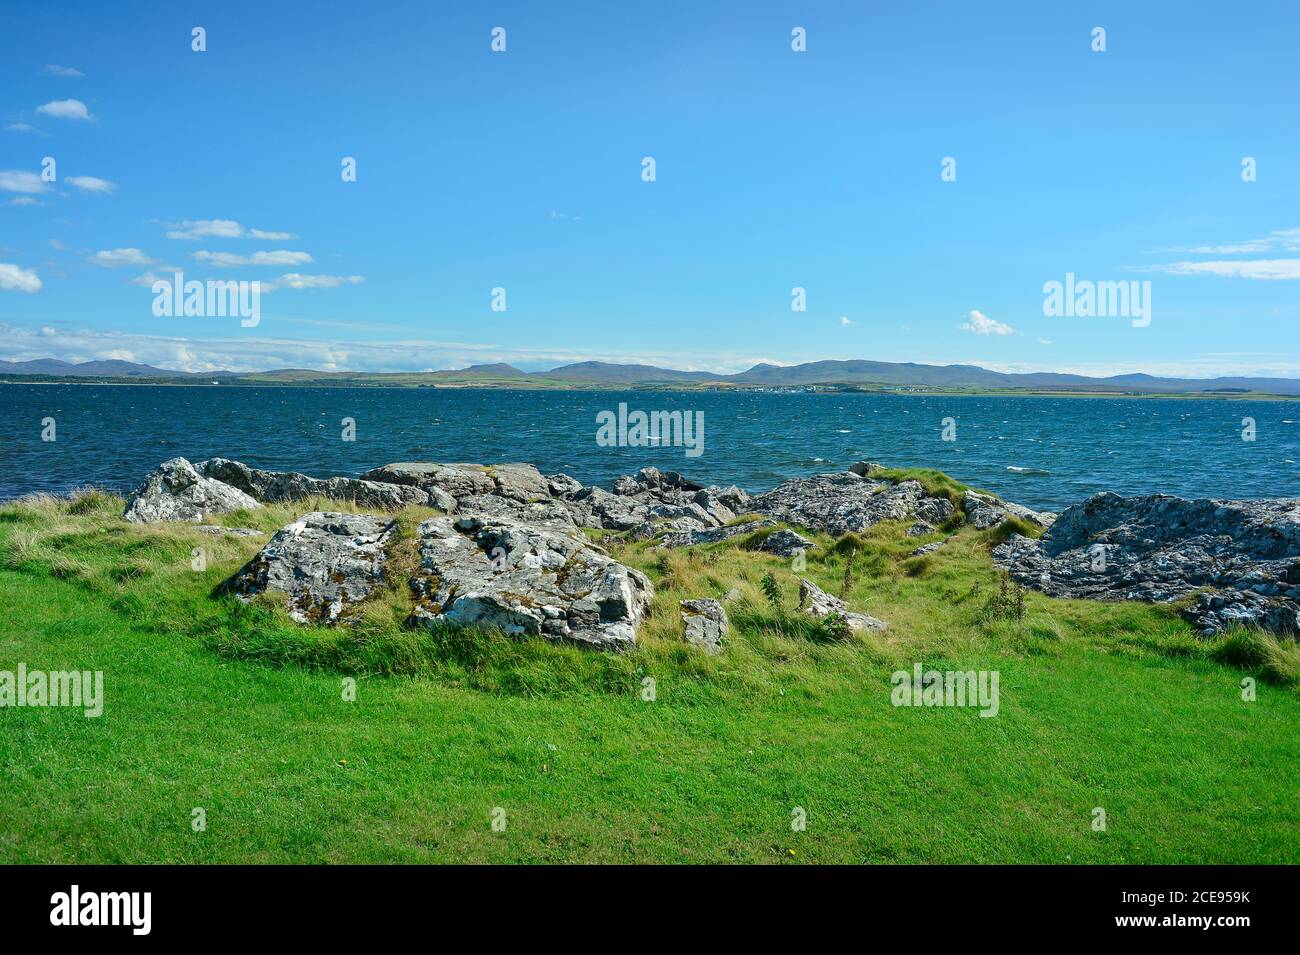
[2,384,1298,512]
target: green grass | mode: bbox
[0,488,1297,863]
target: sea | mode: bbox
[2,384,1297,512]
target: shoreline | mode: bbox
[2,378,1296,401]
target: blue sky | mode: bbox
[1,0,1298,376]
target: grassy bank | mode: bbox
[0,487,1296,863]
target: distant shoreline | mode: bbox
[2,377,1296,400]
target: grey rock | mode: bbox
[963,490,1055,531]
[124,457,262,523]
[751,472,952,536]
[199,457,429,510]
[702,484,751,513]
[691,489,737,526]
[195,525,266,538]
[455,493,578,531]
[760,528,814,558]
[362,462,495,499]
[797,577,888,633]
[486,463,552,503]
[906,521,936,538]
[407,514,653,650]
[679,598,728,653]
[563,486,650,531]
[224,512,394,624]
[994,491,1300,636]
[545,473,585,498]
[659,518,777,548]
[910,540,948,557]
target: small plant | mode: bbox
[839,545,856,599]
[815,611,853,642]
[760,572,785,615]
[979,572,1027,625]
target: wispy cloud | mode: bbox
[193,250,312,267]
[166,219,297,241]
[67,175,115,194]
[839,316,853,327]
[45,64,84,78]
[8,196,41,207]
[0,265,42,293]
[90,248,156,267]
[0,170,49,194]
[262,273,363,291]
[960,309,1014,335]
[36,98,92,121]
[1152,259,1300,281]
[4,122,39,134]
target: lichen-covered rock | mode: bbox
[455,493,578,531]
[198,457,429,510]
[124,457,261,523]
[224,512,394,624]
[797,577,887,633]
[962,490,1055,531]
[994,491,1300,637]
[751,472,953,536]
[563,486,651,530]
[760,528,814,557]
[679,598,728,653]
[407,514,653,649]
[658,518,776,548]
[362,462,496,499]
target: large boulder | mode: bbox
[407,514,653,650]
[994,492,1300,636]
[761,528,814,558]
[224,512,394,624]
[680,598,728,653]
[797,578,888,633]
[751,472,953,536]
[362,462,495,501]
[198,458,430,511]
[124,457,261,523]
[962,490,1055,531]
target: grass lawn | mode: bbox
[0,484,1297,864]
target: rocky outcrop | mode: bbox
[962,490,1055,531]
[760,528,814,558]
[680,599,728,653]
[199,457,430,511]
[751,472,954,535]
[797,578,887,633]
[407,514,653,650]
[124,457,261,523]
[224,512,394,624]
[994,492,1300,636]
[657,518,776,548]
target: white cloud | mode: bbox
[36,98,92,121]
[165,219,297,241]
[67,175,115,194]
[0,170,49,194]
[262,274,364,292]
[960,309,1014,336]
[1153,259,1300,281]
[4,122,38,134]
[45,64,85,77]
[8,196,40,206]
[0,265,42,293]
[194,250,312,267]
[839,316,853,327]
[90,248,156,267]
[1038,338,1052,345]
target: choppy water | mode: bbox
[2,384,1297,511]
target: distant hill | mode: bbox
[4,356,1300,395]
[0,358,193,378]
[543,361,717,383]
